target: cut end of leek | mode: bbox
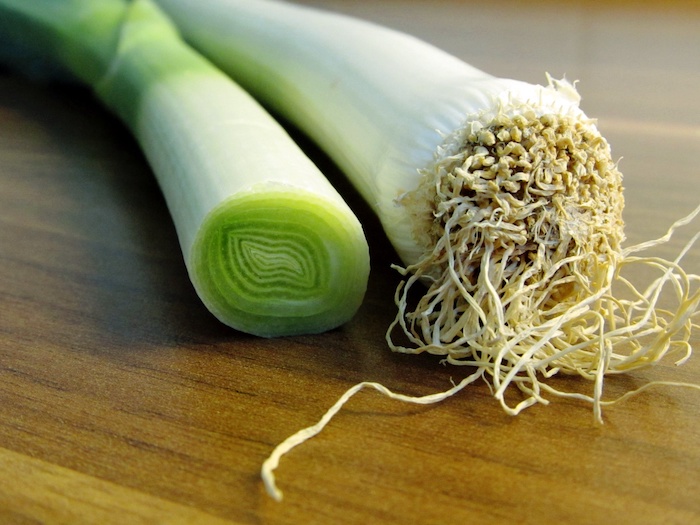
[190,191,369,338]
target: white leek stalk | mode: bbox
[154,0,700,499]
[0,0,370,337]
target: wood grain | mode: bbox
[1,1,699,524]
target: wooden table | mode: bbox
[1,1,699,523]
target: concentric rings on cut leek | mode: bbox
[190,191,369,337]
[229,227,324,298]
[219,221,327,306]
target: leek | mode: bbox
[153,0,700,499]
[0,0,370,337]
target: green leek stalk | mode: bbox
[0,0,370,337]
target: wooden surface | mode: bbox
[1,1,699,524]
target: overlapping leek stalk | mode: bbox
[0,0,370,337]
